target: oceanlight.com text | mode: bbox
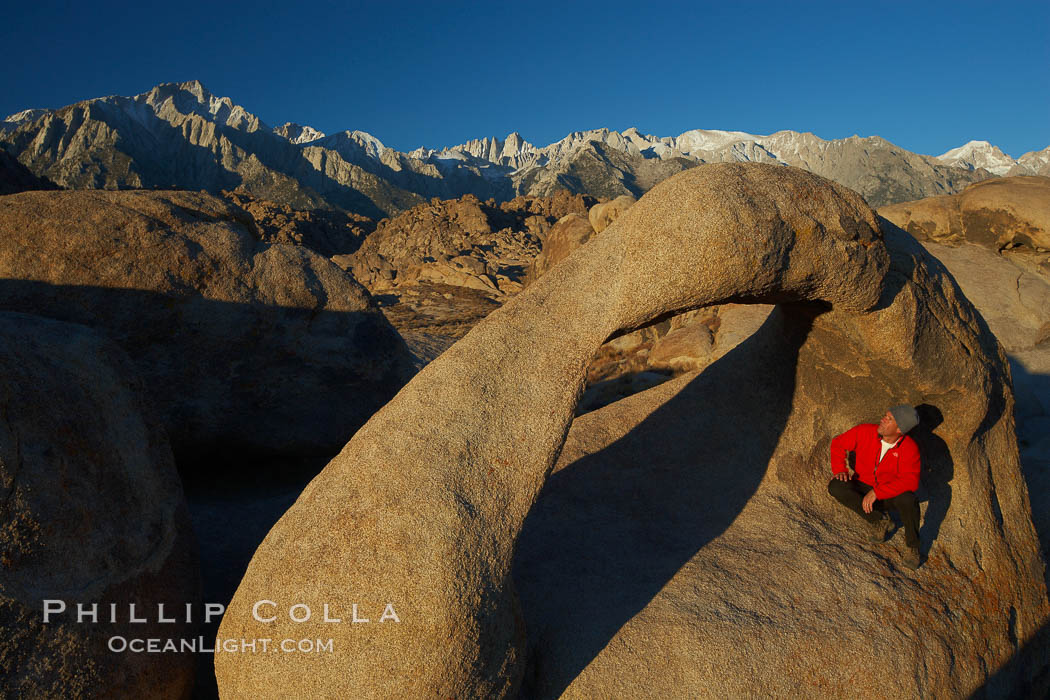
[107,636,335,654]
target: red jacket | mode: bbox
[830,423,920,500]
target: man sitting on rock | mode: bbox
[827,405,922,569]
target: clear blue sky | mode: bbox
[2,0,1047,157]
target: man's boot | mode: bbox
[902,546,921,570]
[867,513,891,543]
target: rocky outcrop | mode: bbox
[881,180,1050,595]
[347,191,596,297]
[526,194,634,285]
[513,214,1049,694]
[215,164,968,697]
[0,189,415,460]
[0,313,199,699]
[220,188,374,256]
[881,176,1050,253]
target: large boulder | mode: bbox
[0,189,415,460]
[525,213,595,284]
[513,224,1049,696]
[587,194,636,233]
[881,175,1050,253]
[0,313,200,698]
[217,163,911,697]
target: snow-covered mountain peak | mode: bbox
[937,140,1015,176]
[940,139,994,156]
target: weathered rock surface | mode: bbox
[0,312,199,699]
[907,237,1050,570]
[916,242,1050,355]
[217,163,916,697]
[0,189,415,460]
[881,176,1050,253]
[366,283,503,345]
[526,193,637,287]
[524,190,772,411]
[647,321,713,370]
[512,221,1050,696]
[347,191,596,297]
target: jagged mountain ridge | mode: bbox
[0,81,512,218]
[2,80,1044,216]
[938,140,1050,177]
[273,122,326,145]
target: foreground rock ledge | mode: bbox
[217,164,1043,697]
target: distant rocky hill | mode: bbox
[2,80,1043,217]
[346,190,597,298]
[0,148,57,194]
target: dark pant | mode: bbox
[827,477,920,549]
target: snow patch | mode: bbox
[937,140,1017,176]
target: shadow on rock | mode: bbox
[973,616,1050,699]
[1009,359,1050,591]
[0,279,413,470]
[911,403,953,558]
[512,304,816,699]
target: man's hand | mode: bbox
[862,489,877,513]
[832,471,850,481]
